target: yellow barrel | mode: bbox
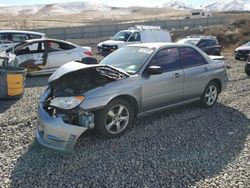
[7,74,24,96]
[0,66,27,99]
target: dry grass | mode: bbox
[204,14,250,50]
[0,7,187,29]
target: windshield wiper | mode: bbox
[96,66,128,80]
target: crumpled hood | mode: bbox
[48,61,129,83]
[235,46,250,51]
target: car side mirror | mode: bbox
[81,57,98,64]
[147,65,162,75]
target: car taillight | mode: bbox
[84,51,93,56]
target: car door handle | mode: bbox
[174,73,181,78]
[204,67,209,72]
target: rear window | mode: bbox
[28,34,43,39]
[48,41,75,52]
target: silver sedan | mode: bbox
[36,43,228,151]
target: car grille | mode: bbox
[101,45,118,52]
[237,50,250,55]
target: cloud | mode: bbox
[0,3,10,7]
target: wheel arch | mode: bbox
[208,78,222,93]
[108,95,139,117]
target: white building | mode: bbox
[190,9,212,19]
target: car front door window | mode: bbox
[150,48,181,72]
[15,42,47,70]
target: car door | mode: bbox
[15,41,47,71]
[46,41,76,69]
[178,47,210,100]
[141,48,184,112]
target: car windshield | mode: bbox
[112,31,132,41]
[244,41,250,46]
[178,38,199,45]
[100,46,155,75]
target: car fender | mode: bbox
[79,76,142,112]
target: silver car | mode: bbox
[36,43,228,151]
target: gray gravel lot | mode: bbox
[0,53,249,187]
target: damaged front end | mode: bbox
[36,62,129,152]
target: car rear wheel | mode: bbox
[200,82,219,108]
[245,64,250,75]
[95,98,134,138]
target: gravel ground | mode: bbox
[0,52,249,187]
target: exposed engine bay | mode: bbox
[43,64,129,128]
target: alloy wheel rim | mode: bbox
[105,104,129,134]
[205,85,218,105]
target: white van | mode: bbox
[0,30,46,52]
[97,25,171,56]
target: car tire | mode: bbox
[200,81,219,108]
[235,56,241,61]
[245,64,250,75]
[95,98,134,138]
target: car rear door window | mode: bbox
[11,33,29,42]
[197,40,207,48]
[47,41,75,52]
[28,34,42,39]
[207,39,217,46]
[150,48,181,72]
[179,47,207,68]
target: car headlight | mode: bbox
[50,96,85,110]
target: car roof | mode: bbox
[128,42,194,49]
[119,30,137,32]
[23,38,77,46]
[0,30,45,35]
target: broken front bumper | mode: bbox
[36,95,89,152]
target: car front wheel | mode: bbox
[200,82,219,108]
[95,98,134,138]
[245,64,250,75]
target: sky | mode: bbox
[0,0,207,7]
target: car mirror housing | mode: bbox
[147,65,163,75]
[81,57,98,64]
